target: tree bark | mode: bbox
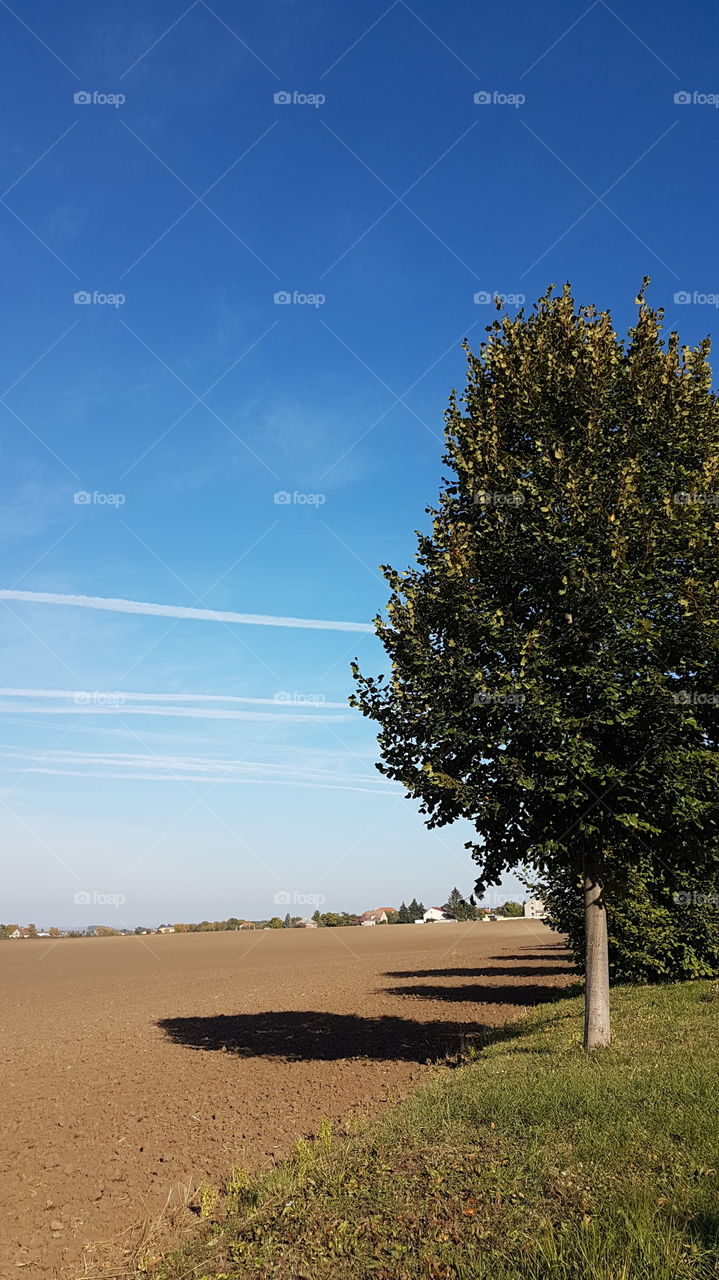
[583,853,611,1050]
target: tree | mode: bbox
[444,887,464,917]
[268,916,284,928]
[284,913,292,929]
[408,899,425,921]
[443,887,478,919]
[352,284,719,1050]
[501,901,524,918]
[396,901,411,923]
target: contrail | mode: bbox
[0,688,350,710]
[0,589,374,633]
[0,703,347,723]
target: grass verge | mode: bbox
[142,981,719,1280]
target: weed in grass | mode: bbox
[317,1118,333,1152]
[198,1182,217,1221]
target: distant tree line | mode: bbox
[0,893,528,938]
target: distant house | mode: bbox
[8,928,26,939]
[157,925,175,934]
[294,918,318,929]
[359,908,395,926]
[423,907,456,923]
[524,899,547,919]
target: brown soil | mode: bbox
[0,920,573,1278]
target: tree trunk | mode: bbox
[583,854,611,1050]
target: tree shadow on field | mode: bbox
[158,963,579,1064]
[385,942,578,993]
[492,944,569,962]
[381,982,579,1007]
[385,964,576,980]
[157,1010,508,1063]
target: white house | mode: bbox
[423,907,456,923]
[523,899,547,919]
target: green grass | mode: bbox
[143,982,719,1280]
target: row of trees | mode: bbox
[173,919,250,931]
[266,912,361,927]
[526,862,719,983]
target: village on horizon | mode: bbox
[2,896,547,938]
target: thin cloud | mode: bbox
[9,767,392,794]
[0,589,374,633]
[0,687,350,710]
[0,744,395,794]
[0,702,347,723]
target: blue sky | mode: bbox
[0,0,716,927]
